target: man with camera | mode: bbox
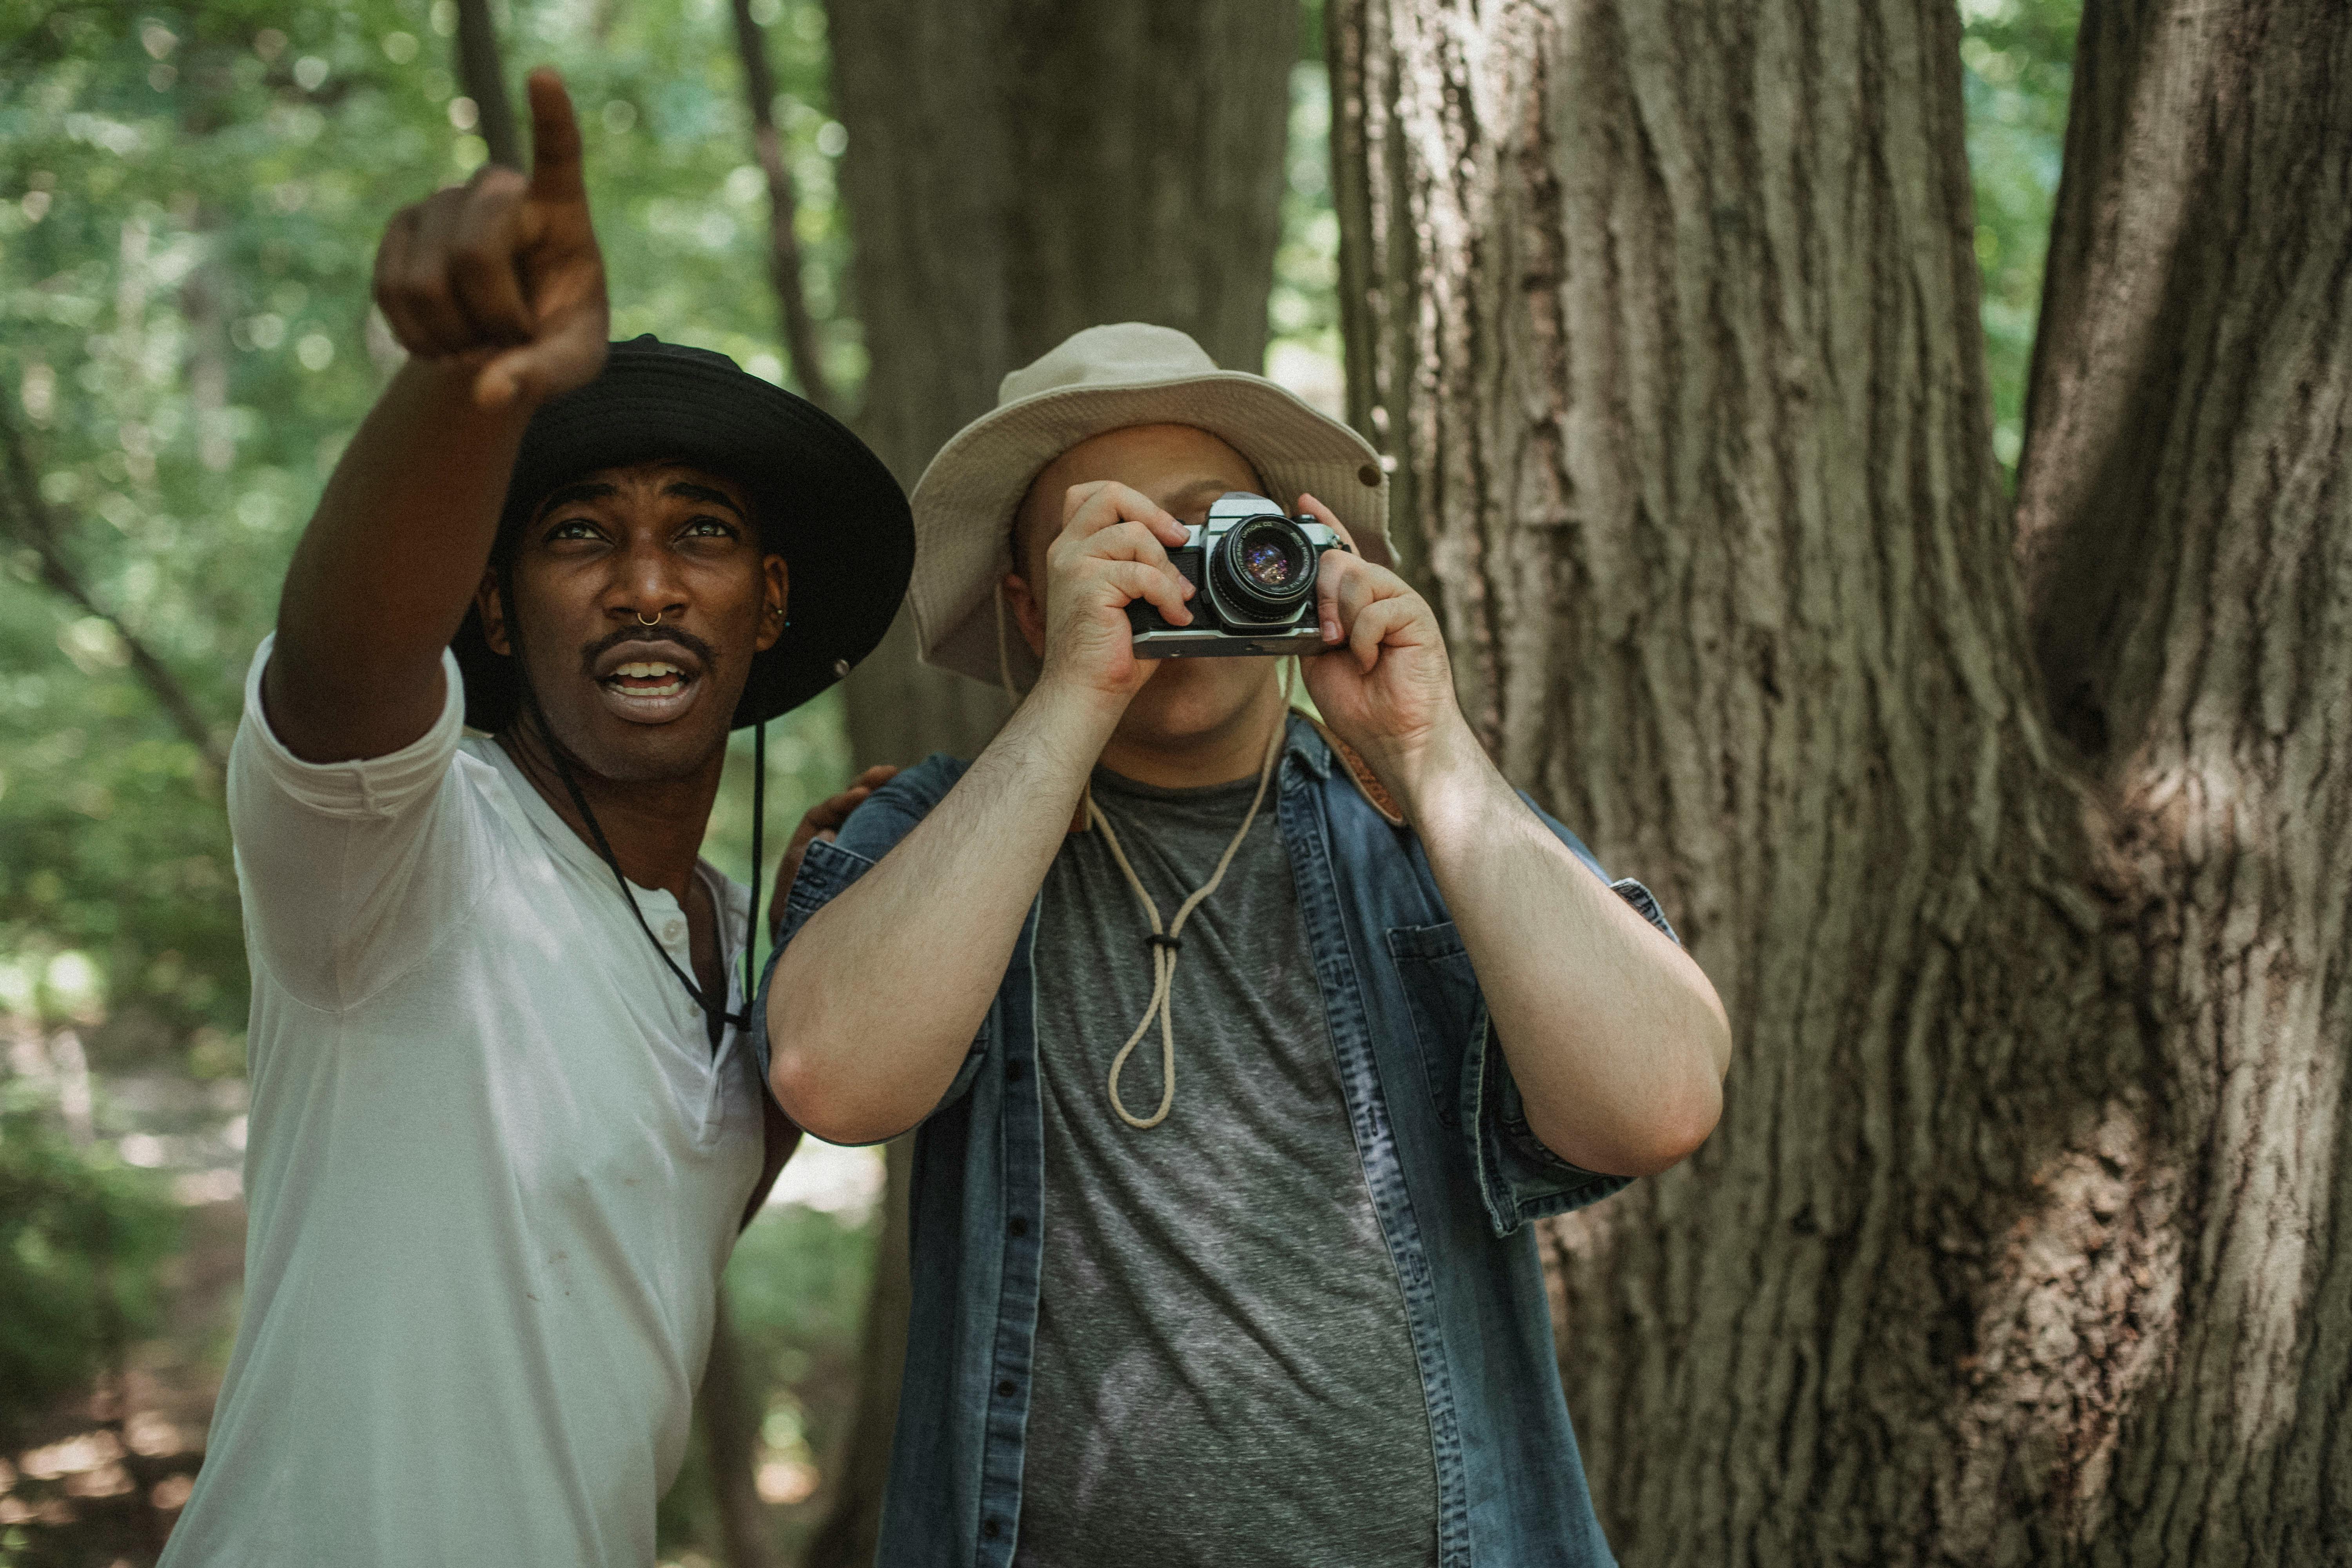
[160,71,910,1567]
[760,323,1731,1566]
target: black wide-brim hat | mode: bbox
[450,335,913,732]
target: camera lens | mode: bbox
[1211,514,1317,621]
[1241,538,1294,589]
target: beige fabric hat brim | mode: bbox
[909,354,1393,690]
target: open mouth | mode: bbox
[588,637,710,723]
[606,660,691,700]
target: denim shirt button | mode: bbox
[982,1519,1002,1539]
[996,1378,1016,1397]
[1004,1058,1025,1081]
[1007,1216,1028,1237]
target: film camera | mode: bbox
[1125,491,1353,657]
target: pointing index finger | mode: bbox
[524,68,586,203]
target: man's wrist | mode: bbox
[1389,715,1508,842]
[1016,672,1127,770]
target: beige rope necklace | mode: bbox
[1089,661,1295,1129]
[993,584,1297,1129]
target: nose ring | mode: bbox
[636,610,662,627]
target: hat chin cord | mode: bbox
[996,575,1295,1131]
[504,584,762,1044]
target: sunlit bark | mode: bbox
[1333,0,2352,1557]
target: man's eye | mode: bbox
[682,515,738,539]
[546,519,601,542]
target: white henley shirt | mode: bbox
[160,639,764,1568]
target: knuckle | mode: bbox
[400,272,451,311]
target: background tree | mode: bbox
[1334,0,2350,1560]
[800,4,1303,1559]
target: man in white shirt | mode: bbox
[159,71,911,1567]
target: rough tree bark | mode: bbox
[803,4,1298,1561]
[1334,0,2352,1561]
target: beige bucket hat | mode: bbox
[908,322,1394,688]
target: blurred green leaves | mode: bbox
[0,0,856,1061]
[1960,0,2080,479]
[0,1092,178,1436]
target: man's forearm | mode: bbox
[766,679,1117,1143]
[1399,725,1730,1177]
[267,359,535,762]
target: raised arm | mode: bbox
[1299,496,1731,1179]
[765,482,1196,1144]
[263,71,608,764]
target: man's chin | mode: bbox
[1116,661,1281,745]
[537,680,737,785]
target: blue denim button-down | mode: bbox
[755,717,1676,1568]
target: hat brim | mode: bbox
[452,342,913,733]
[906,371,1392,689]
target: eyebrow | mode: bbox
[534,481,617,520]
[664,481,748,521]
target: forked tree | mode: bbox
[1332,0,2352,1559]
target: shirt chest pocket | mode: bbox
[1385,920,1484,1131]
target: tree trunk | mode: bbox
[796,1136,911,1568]
[806,2,1299,1557]
[824,0,1300,767]
[452,0,521,169]
[698,1293,779,1568]
[1333,0,2352,1561]
[728,0,842,416]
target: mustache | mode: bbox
[577,622,719,679]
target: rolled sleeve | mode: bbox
[1466,873,1679,1237]
[231,636,465,823]
[227,636,475,1010]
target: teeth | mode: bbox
[613,661,682,678]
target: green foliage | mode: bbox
[0,1091,178,1441]
[1959,0,2081,478]
[0,0,854,1058]
[652,1200,880,1558]
[0,1,867,1558]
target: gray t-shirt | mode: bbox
[1015,760,1440,1568]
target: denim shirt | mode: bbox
[755,717,1678,1568]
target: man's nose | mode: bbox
[608,539,688,622]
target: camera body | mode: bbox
[1126,491,1352,658]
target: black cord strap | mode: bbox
[747,719,765,1011]
[528,699,751,1035]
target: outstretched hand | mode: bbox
[371,69,609,409]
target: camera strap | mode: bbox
[1088,661,1295,1130]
